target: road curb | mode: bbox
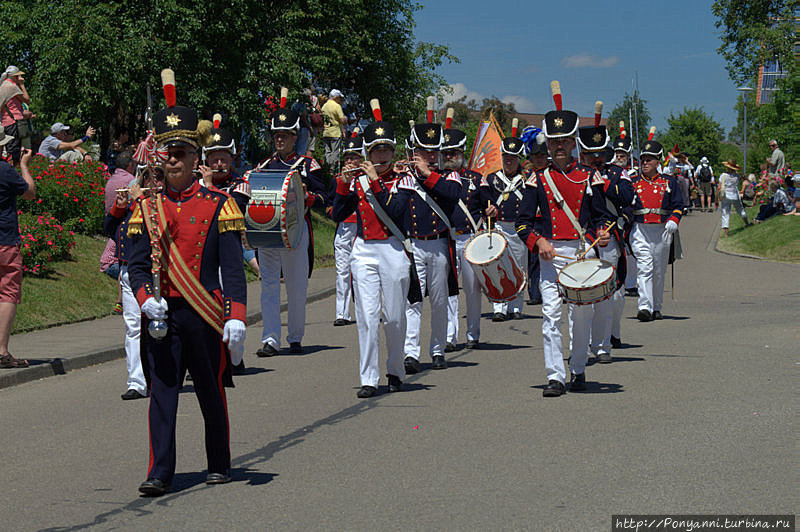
[0,285,336,391]
[709,216,767,261]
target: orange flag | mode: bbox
[467,113,504,177]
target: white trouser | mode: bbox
[540,240,593,383]
[120,267,146,394]
[624,253,637,290]
[590,236,623,355]
[447,233,481,343]
[258,223,309,348]
[631,222,670,313]
[492,221,527,314]
[404,237,450,359]
[351,237,410,387]
[333,222,357,320]
[720,196,746,229]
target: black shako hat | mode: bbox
[577,125,610,152]
[270,86,300,133]
[363,99,395,151]
[613,135,632,152]
[543,81,578,139]
[640,140,663,158]
[501,137,524,156]
[342,131,365,158]
[204,115,236,155]
[442,128,467,151]
[411,123,442,150]
[153,69,211,149]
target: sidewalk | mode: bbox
[0,267,337,389]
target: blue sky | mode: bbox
[414,0,740,134]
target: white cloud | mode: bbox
[440,82,483,104]
[501,94,537,113]
[560,53,620,69]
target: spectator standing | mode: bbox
[0,66,35,164]
[0,141,35,368]
[321,89,347,172]
[694,156,715,212]
[38,122,95,161]
[291,96,312,157]
[765,140,785,179]
[104,151,135,212]
[717,160,750,237]
[306,89,322,156]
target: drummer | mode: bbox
[329,130,364,327]
[443,109,483,351]
[480,119,528,322]
[330,99,412,398]
[516,81,613,397]
[576,103,634,363]
[255,88,328,357]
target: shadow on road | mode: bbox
[280,344,344,356]
[474,342,529,351]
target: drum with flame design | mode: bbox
[464,229,526,303]
[244,169,304,249]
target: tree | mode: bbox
[606,91,652,154]
[659,107,724,166]
[0,0,457,160]
[712,0,797,85]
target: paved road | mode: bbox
[0,212,796,530]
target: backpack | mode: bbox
[697,164,712,183]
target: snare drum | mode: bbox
[244,169,305,249]
[464,229,526,303]
[557,258,616,305]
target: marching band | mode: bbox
[119,72,684,496]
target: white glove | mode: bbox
[661,220,678,243]
[141,297,168,320]
[222,319,246,347]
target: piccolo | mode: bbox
[115,186,160,193]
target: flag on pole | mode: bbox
[467,112,504,177]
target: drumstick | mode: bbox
[487,201,492,248]
[554,253,575,260]
[577,237,601,260]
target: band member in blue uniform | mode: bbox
[400,97,462,374]
[443,109,483,351]
[480,119,528,321]
[128,70,247,496]
[611,122,640,298]
[516,81,613,397]
[520,126,549,306]
[331,99,412,398]
[254,88,328,356]
[328,130,364,327]
[577,102,635,362]
[629,131,683,322]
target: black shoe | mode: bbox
[206,470,232,485]
[625,288,639,297]
[404,356,420,375]
[465,340,479,349]
[333,318,349,326]
[431,355,447,370]
[527,298,542,306]
[138,478,169,497]
[637,309,652,322]
[357,385,377,398]
[596,353,612,364]
[652,310,663,320]
[570,373,587,391]
[387,374,402,393]
[492,312,506,322]
[232,361,246,376]
[542,380,565,397]
[289,342,303,354]
[444,342,457,353]
[121,389,147,400]
[610,336,622,349]
[510,311,522,320]
[256,343,278,357]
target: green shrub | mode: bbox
[17,212,76,276]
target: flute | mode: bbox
[115,186,161,193]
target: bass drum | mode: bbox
[557,258,615,305]
[464,229,526,303]
[244,169,305,249]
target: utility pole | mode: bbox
[737,87,754,176]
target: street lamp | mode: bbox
[737,86,754,176]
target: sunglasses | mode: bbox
[167,148,197,159]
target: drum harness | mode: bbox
[456,178,482,233]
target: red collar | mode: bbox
[166,180,201,200]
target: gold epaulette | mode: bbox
[127,203,143,236]
[218,196,246,233]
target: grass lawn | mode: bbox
[13,212,338,334]
[716,204,800,262]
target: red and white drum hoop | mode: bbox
[464,229,527,303]
[557,258,616,305]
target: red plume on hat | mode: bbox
[370,99,382,121]
[426,96,435,123]
[594,101,603,128]
[619,121,626,139]
[213,113,222,129]
[351,127,359,138]
[279,87,288,109]
[511,117,518,138]
[673,144,680,154]
[445,108,453,129]
[550,81,562,110]
[648,126,656,141]
[161,69,176,108]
